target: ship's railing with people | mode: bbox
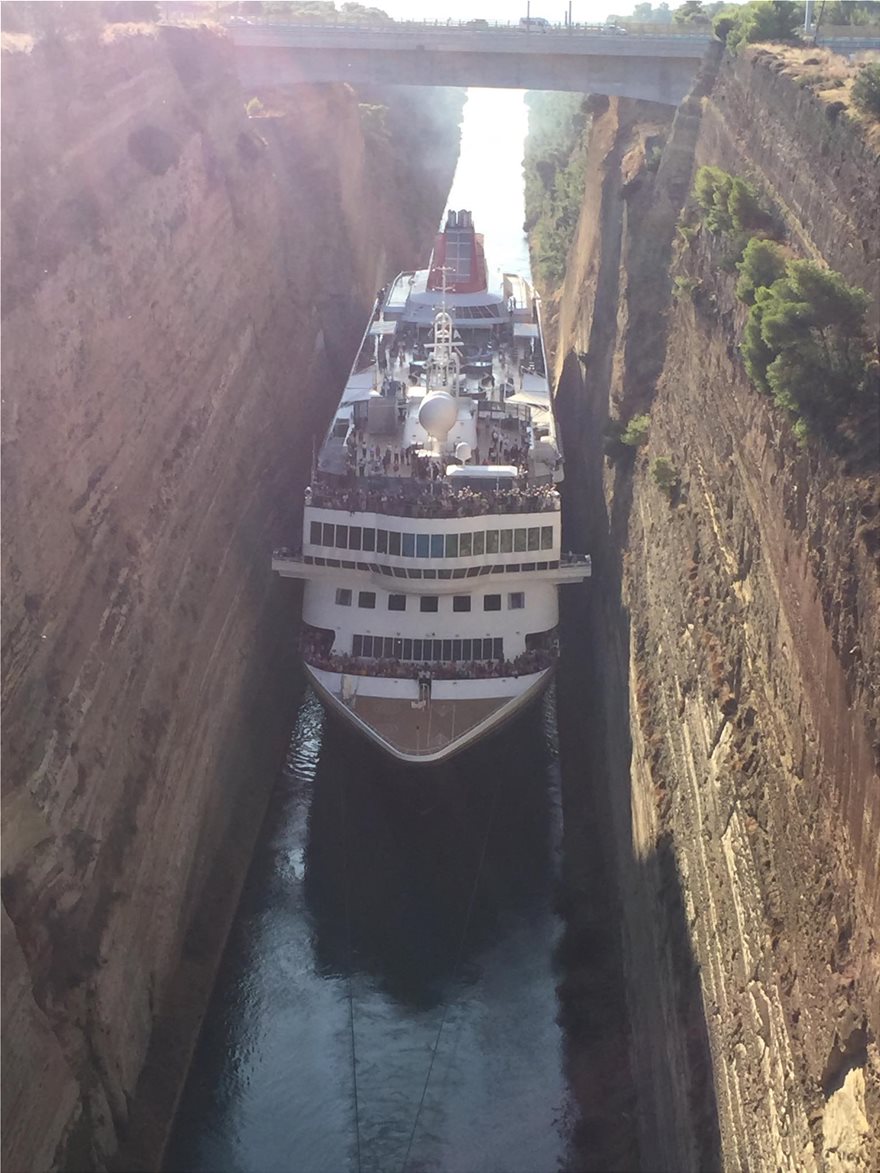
[305,481,560,519]
[303,647,557,681]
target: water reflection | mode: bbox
[165,690,571,1173]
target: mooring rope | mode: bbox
[340,777,363,1173]
[399,771,504,1173]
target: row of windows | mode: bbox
[335,590,524,612]
[351,635,504,662]
[309,522,555,558]
[304,555,559,578]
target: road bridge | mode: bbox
[229,22,714,105]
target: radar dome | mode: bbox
[455,441,472,463]
[418,392,458,441]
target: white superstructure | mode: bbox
[273,209,590,763]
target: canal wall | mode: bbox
[548,45,879,1172]
[1,21,461,1172]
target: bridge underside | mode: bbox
[236,47,705,105]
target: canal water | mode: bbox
[164,92,582,1173]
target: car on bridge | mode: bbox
[519,16,551,31]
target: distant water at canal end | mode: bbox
[164,91,576,1173]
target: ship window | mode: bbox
[335,588,352,606]
[445,533,459,558]
[353,635,363,656]
[541,526,553,550]
[506,564,520,573]
[479,565,493,575]
[314,557,325,566]
[403,638,413,660]
[384,637,395,657]
[310,521,321,544]
[537,561,547,571]
[452,568,467,579]
[438,569,452,579]
[452,639,462,660]
[336,525,349,549]
[341,560,355,569]
[493,638,503,659]
[393,638,403,658]
[362,528,376,552]
[430,534,444,558]
[388,594,407,611]
[453,595,471,612]
[466,567,480,577]
[549,560,559,569]
[413,639,424,660]
[486,530,499,554]
[514,528,527,552]
[381,565,394,576]
[362,636,373,657]
[377,529,388,553]
[522,562,536,572]
[462,639,472,659]
[349,526,362,551]
[420,596,439,612]
[484,594,501,611]
[406,569,422,579]
[500,529,513,553]
[357,562,369,572]
[326,558,340,567]
[442,640,453,661]
[358,591,376,609]
[527,528,540,551]
[322,523,335,546]
[459,532,472,557]
[402,533,415,557]
[416,534,430,558]
[472,532,485,556]
[423,569,437,579]
[393,567,407,578]
[389,531,402,556]
[429,639,440,660]
[508,592,525,610]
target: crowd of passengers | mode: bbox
[301,647,557,680]
[307,481,560,517]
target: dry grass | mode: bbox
[748,44,880,152]
[99,21,162,45]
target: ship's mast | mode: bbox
[425,266,460,396]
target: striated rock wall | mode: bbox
[549,45,879,1173]
[1,24,460,1171]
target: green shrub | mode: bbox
[740,259,873,436]
[735,237,787,304]
[672,275,701,300]
[245,97,265,117]
[852,63,880,119]
[651,457,679,495]
[621,414,651,447]
[722,1,800,53]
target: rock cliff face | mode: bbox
[1,24,460,1171]
[549,47,879,1172]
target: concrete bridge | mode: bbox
[229,21,715,106]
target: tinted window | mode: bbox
[349,526,362,551]
[362,527,376,552]
[484,594,501,611]
[452,595,471,612]
[509,592,525,609]
[353,635,363,656]
[402,533,415,557]
[527,527,540,551]
[541,526,553,550]
[500,530,513,553]
[389,531,402,556]
[335,588,352,606]
[322,523,335,546]
[473,531,485,555]
[377,529,388,554]
[445,533,459,558]
[336,525,349,549]
[420,596,439,612]
[416,534,429,558]
[459,532,472,557]
[514,528,527,552]
[358,591,376,609]
[388,594,406,611]
[430,534,444,558]
[486,530,499,554]
[310,521,321,544]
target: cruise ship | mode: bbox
[273,209,590,764]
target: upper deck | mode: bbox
[314,210,560,518]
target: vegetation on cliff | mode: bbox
[523,93,592,285]
[686,165,876,446]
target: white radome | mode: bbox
[455,441,472,463]
[418,391,458,440]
